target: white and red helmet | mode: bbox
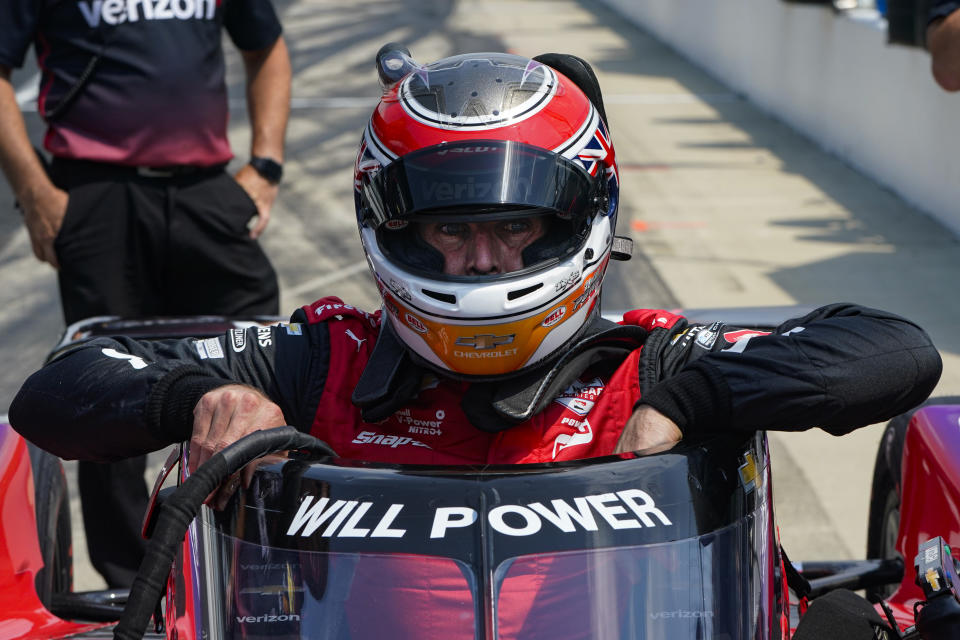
[355,45,626,378]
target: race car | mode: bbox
[1,315,958,639]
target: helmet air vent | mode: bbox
[507,283,544,301]
[422,289,457,304]
[376,42,419,91]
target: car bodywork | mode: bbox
[882,404,960,630]
[0,424,107,639]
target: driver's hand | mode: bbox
[614,405,682,454]
[189,384,286,474]
[21,185,68,269]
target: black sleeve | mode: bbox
[8,317,330,462]
[931,0,960,24]
[639,303,942,438]
[0,0,39,68]
[223,0,282,51]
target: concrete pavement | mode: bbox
[2,0,958,591]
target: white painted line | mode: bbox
[284,261,369,298]
[604,92,741,104]
[0,414,8,425]
[290,97,379,109]
[228,96,378,110]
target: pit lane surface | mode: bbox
[2,0,959,592]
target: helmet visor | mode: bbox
[377,210,591,278]
[360,140,599,226]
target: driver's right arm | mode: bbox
[929,3,960,91]
[9,314,331,462]
[0,64,68,268]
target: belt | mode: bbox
[134,165,214,178]
[50,157,226,181]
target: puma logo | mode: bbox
[345,329,367,352]
[101,348,148,370]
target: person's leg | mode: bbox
[51,167,166,588]
[76,456,150,588]
[165,171,280,316]
[53,172,168,323]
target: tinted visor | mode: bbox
[377,210,590,277]
[360,140,598,226]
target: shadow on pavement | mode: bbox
[574,0,960,357]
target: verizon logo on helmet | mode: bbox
[422,176,532,202]
[78,0,216,27]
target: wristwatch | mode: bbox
[249,156,283,184]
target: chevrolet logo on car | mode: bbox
[455,334,515,350]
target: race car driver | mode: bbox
[10,48,942,475]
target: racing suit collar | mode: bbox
[461,318,648,431]
[352,315,649,432]
[351,321,424,423]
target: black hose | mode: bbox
[113,427,335,640]
[50,589,128,622]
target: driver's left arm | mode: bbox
[633,303,941,440]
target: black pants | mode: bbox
[51,159,280,322]
[50,159,280,588]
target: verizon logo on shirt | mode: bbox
[78,0,216,27]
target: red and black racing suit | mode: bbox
[9,298,941,465]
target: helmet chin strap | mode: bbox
[351,311,649,432]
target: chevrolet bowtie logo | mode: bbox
[455,334,516,350]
